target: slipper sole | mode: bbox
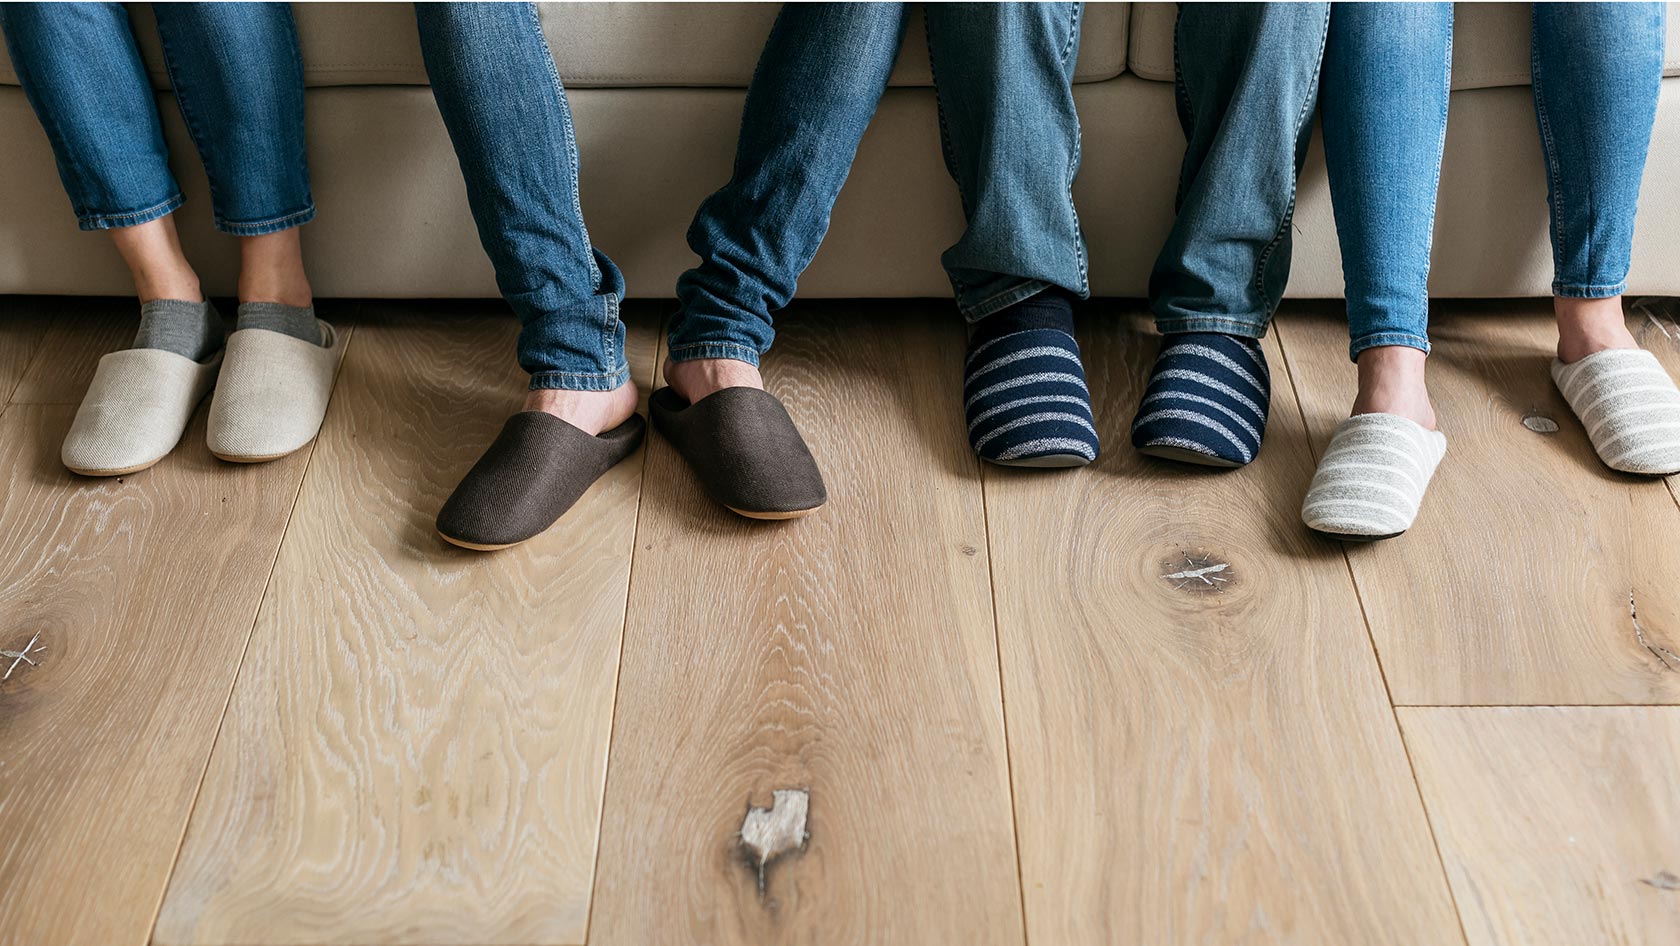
[985,453,1094,469]
[65,457,166,477]
[1136,444,1244,468]
[210,441,312,464]
[726,504,824,520]
[437,530,523,552]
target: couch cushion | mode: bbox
[0,2,1126,89]
[1129,2,1680,89]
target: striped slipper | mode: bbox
[1301,413,1446,541]
[1552,348,1680,475]
[1131,332,1269,467]
[964,302,1098,468]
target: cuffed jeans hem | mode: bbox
[529,365,631,392]
[960,277,1091,323]
[1348,331,1431,362]
[1154,314,1269,339]
[1552,280,1627,299]
[664,340,763,366]
[215,205,317,236]
[77,193,184,231]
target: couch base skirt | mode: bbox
[1,77,1677,300]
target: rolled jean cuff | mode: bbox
[1349,331,1431,361]
[664,340,762,366]
[1552,280,1626,299]
[216,204,317,236]
[77,193,184,231]
[1154,313,1270,339]
[529,364,631,392]
[961,278,1056,322]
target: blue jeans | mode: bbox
[0,2,312,235]
[1320,2,1665,360]
[1150,3,1332,339]
[668,2,1088,367]
[416,3,627,391]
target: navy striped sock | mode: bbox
[964,290,1099,468]
[1130,332,1269,467]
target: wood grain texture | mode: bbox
[1628,298,1680,516]
[988,304,1463,946]
[155,302,659,946]
[0,401,320,942]
[1401,706,1680,946]
[588,302,1023,946]
[1276,302,1680,704]
[10,297,148,404]
[0,295,51,405]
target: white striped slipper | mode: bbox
[1552,348,1680,476]
[1301,413,1447,541]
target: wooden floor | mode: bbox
[2,296,1678,946]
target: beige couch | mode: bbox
[1,2,1677,301]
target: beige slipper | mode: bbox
[62,348,223,476]
[206,321,342,463]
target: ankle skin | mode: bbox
[1352,345,1437,431]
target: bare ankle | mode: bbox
[109,216,202,304]
[1555,295,1636,363]
[238,229,313,307]
[663,357,764,404]
[522,381,638,436]
[1352,345,1437,430]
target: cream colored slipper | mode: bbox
[62,348,223,476]
[206,321,341,462]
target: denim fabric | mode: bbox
[416,2,628,391]
[0,2,312,235]
[1533,3,1665,299]
[1320,3,1453,361]
[668,2,1088,366]
[1150,3,1331,341]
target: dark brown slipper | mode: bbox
[436,410,646,551]
[649,386,827,519]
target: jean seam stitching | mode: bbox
[81,194,185,226]
[530,1,602,290]
[1251,6,1330,310]
[1531,18,1569,283]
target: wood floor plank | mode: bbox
[587,301,1023,946]
[1401,706,1680,946]
[1628,297,1680,516]
[0,370,328,942]
[0,295,52,406]
[155,302,658,946]
[10,297,144,404]
[1276,302,1680,705]
[988,304,1463,946]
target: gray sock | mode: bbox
[236,301,323,345]
[134,298,225,363]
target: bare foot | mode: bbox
[1555,295,1637,364]
[662,357,763,405]
[1351,345,1437,430]
[523,381,638,436]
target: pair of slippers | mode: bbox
[1303,346,1680,541]
[62,318,342,476]
[436,385,826,551]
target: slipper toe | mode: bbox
[207,321,342,462]
[62,347,221,476]
[437,411,645,550]
[650,386,826,518]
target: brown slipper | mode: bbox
[436,410,646,551]
[650,386,826,519]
